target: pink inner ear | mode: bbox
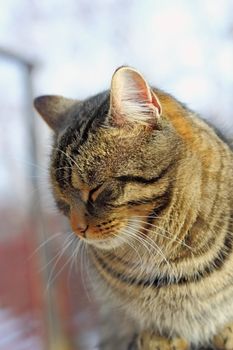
[133,74,161,115]
[133,75,150,101]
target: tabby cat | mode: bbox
[34,67,233,350]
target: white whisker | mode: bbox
[46,234,75,291]
[28,232,63,260]
[123,226,171,270]
[123,217,193,251]
[113,231,143,270]
[46,239,76,291]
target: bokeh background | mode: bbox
[0,1,233,349]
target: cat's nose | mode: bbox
[70,207,89,238]
[76,223,89,235]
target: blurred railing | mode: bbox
[0,48,73,350]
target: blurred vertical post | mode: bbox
[0,48,72,350]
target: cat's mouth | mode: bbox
[74,218,143,251]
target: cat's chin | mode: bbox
[86,236,124,250]
[84,218,143,251]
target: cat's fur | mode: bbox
[34,67,233,349]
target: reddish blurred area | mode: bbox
[0,223,44,349]
[0,209,99,350]
[0,53,99,350]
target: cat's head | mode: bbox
[34,67,183,250]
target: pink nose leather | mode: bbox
[70,207,88,238]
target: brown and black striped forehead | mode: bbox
[57,90,110,142]
[51,91,110,186]
[51,89,183,191]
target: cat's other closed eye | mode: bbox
[56,199,70,216]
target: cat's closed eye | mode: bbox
[88,183,105,202]
[56,200,70,216]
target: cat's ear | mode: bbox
[109,66,162,128]
[34,95,76,132]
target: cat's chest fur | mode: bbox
[90,249,233,346]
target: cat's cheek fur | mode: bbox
[83,218,143,250]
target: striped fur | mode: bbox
[35,67,233,349]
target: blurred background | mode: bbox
[0,0,233,349]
